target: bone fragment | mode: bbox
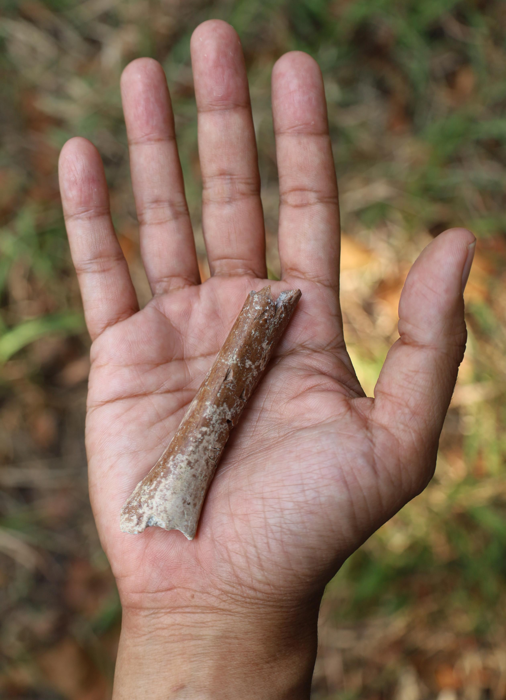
[120,286,301,540]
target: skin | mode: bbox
[58,20,475,700]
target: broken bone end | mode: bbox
[120,511,196,540]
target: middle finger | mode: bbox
[190,20,266,279]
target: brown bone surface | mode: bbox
[120,286,301,540]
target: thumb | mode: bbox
[372,228,475,488]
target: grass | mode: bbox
[1,0,506,697]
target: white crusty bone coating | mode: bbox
[120,286,301,540]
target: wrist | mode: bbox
[113,600,320,700]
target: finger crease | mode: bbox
[74,252,126,276]
[152,275,197,295]
[283,268,337,291]
[128,134,177,147]
[64,206,110,223]
[202,173,260,206]
[210,257,262,277]
[280,188,339,209]
[137,199,190,227]
[275,126,330,138]
[198,101,251,114]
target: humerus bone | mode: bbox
[120,286,301,540]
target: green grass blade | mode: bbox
[0,312,85,363]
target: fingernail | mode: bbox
[461,240,476,293]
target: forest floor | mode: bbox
[1,1,506,698]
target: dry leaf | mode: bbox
[435,663,462,690]
[340,234,374,270]
[29,407,58,449]
[57,356,90,387]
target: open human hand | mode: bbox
[59,19,475,700]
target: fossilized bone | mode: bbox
[120,286,301,539]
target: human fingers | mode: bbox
[59,137,139,341]
[121,58,200,295]
[190,20,266,278]
[272,52,340,297]
[372,228,476,491]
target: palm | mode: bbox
[87,275,370,603]
[60,21,473,615]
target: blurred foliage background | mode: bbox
[1,0,506,698]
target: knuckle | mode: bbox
[64,205,110,223]
[74,252,125,276]
[137,197,189,226]
[279,186,339,210]
[202,173,260,205]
